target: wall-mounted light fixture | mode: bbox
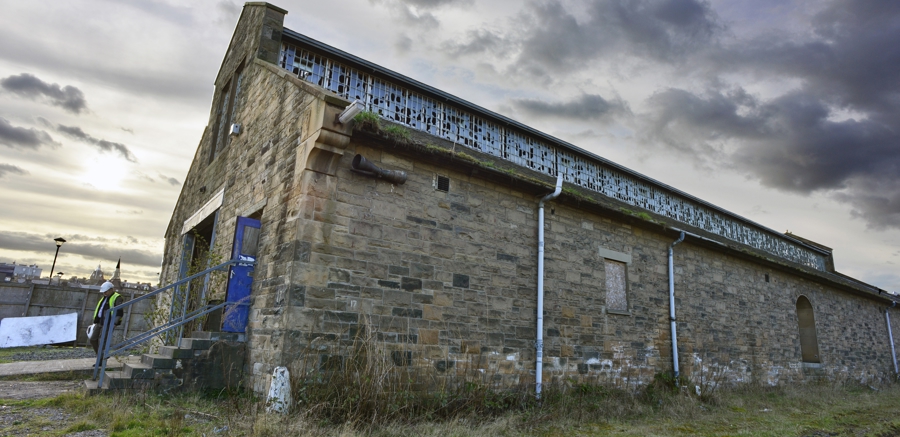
[337,100,363,125]
[230,123,241,136]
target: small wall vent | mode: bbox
[435,175,450,192]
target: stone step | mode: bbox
[103,371,133,389]
[141,354,174,369]
[123,362,155,379]
[83,379,104,395]
[179,338,213,350]
[159,345,194,359]
[190,331,245,342]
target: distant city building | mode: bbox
[0,262,42,281]
[88,264,105,285]
[121,281,154,292]
[0,264,13,281]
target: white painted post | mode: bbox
[266,366,292,414]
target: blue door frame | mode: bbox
[222,216,260,332]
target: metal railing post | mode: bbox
[178,278,191,347]
[88,259,253,387]
[97,308,117,389]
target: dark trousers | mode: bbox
[89,323,104,355]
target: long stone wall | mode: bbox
[160,3,900,394]
[0,283,155,346]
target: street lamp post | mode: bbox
[48,237,66,283]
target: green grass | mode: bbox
[353,111,381,129]
[382,125,411,141]
[2,379,898,436]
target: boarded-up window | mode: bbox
[605,260,627,311]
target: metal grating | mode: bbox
[436,175,450,192]
[279,42,827,271]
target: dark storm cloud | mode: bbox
[513,93,631,120]
[446,0,721,79]
[0,231,161,268]
[0,163,28,179]
[54,124,138,162]
[713,0,900,119]
[0,117,57,150]
[0,73,88,114]
[640,0,900,229]
[835,179,900,230]
[644,86,900,227]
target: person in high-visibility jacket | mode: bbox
[90,281,124,355]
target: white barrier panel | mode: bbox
[0,312,78,348]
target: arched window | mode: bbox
[796,296,821,363]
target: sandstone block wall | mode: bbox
[275,137,899,391]
[161,2,900,393]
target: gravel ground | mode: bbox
[0,380,103,434]
[3,346,143,362]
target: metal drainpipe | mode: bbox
[536,173,563,399]
[887,302,898,376]
[669,231,685,380]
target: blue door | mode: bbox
[222,217,260,332]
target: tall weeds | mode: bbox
[286,321,535,427]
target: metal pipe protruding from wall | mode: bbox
[351,154,408,185]
[669,231,685,380]
[888,302,898,376]
[536,172,563,399]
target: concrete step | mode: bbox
[141,354,174,369]
[191,331,246,342]
[123,362,155,379]
[83,379,104,395]
[179,338,213,350]
[159,345,194,359]
[104,371,133,389]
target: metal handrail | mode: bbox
[92,259,254,388]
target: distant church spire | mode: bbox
[112,258,121,287]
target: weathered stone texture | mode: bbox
[161,3,900,394]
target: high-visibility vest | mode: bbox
[93,292,121,321]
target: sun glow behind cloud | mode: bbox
[78,153,130,191]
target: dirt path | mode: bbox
[0,380,83,400]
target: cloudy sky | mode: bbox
[1,0,898,291]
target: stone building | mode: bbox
[160,2,900,394]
